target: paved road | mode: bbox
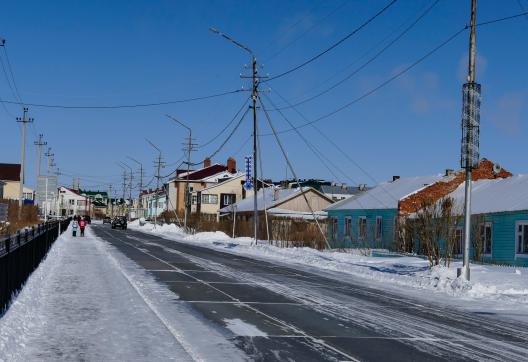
[93,225,528,362]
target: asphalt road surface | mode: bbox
[92,225,528,362]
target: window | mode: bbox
[516,222,528,254]
[479,222,492,255]
[344,217,352,238]
[69,199,75,205]
[221,194,236,209]
[192,195,197,205]
[358,216,367,240]
[201,194,218,204]
[375,216,383,240]
[454,228,463,255]
[331,218,338,241]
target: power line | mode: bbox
[263,0,349,63]
[198,98,248,149]
[264,0,399,83]
[2,46,23,104]
[189,106,250,166]
[258,95,329,248]
[272,0,440,110]
[263,25,467,136]
[270,88,397,206]
[0,89,243,109]
[516,0,528,21]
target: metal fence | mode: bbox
[1,218,71,313]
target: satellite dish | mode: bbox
[493,163,501,174]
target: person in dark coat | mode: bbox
[79,218,86,237]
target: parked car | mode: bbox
[111,216,127,230]
[103,216,112,224]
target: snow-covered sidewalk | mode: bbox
[0,224,243,361]
[130,221,528,316]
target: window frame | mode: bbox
[375,216,383,241]
[344,216,352,238]
[479,222,492,256]
[358,216,367,240]
[516,221,528,256]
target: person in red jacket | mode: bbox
[79,218,87,237]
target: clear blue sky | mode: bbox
[1,0,527,196]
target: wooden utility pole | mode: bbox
[16,108,33,219]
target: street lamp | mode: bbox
[166,115,192,232]
[209,27,260,244]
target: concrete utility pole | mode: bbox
[166,115,195,231]
[34,134,47,178]
[44,147,54,221]
[210,27,265,244]
[119,162,133,215]
[146,139,164,229]
[459,0,479,281]
[127,156,144,218]
[108,184,113,217]
[116,163,127,216]
[16,108,33,219]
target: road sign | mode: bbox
[244,156,253,190]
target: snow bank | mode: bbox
[130,221,528,309]
[0,224,244,361]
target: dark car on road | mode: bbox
[111,216,127,230]
[103,216,112,224]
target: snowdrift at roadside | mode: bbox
[129,221,528,309]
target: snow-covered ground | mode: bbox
[0,224,244,361]
[129,220,528,316]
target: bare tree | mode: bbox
[471,214,485,262]
[402,197,461,267]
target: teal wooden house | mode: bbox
[325,175,443,249]
[449,175,528,266]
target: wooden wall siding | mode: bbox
[482,210,528,266]
[277,190,332,213]
[328,209,397,249]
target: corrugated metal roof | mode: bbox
[220,187,305,213]
[450,175,528,214]
[320,184,367,195]
[326,175,444,211]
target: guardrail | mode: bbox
[1,218,71,314]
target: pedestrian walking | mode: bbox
[72,220,79,237]
[79,218,86,237]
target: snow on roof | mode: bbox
[199,174,245,192]
[326,175,444,211]
[268,208,327,220]
[219,187,305,213]
[450,175,528,214]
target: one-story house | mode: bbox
[448,175,528,266]
[325,159,511,250]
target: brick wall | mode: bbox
[399,159,512,215]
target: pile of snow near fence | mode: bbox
[0,224,244,361]
[130,220,528,310]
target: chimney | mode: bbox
[204,158,211,168]
[227,157,236,173]
[445,169,455,177]
[392,176,400,182]
[273,187,280,201]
